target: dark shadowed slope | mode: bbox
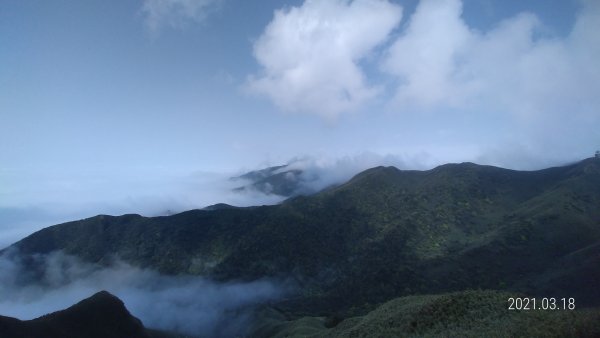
[0,291,149,338]
[7,158,600,315]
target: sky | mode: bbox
[1,0,599,246]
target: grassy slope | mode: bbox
[252,290,600,338]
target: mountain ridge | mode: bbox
[5,158,600,316]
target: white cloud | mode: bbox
[248,0,600,130]
[247,0,402,120]
[0,250,286,336]
[382,0,476,108]
[141,0,223,32]
[383,0,600,122]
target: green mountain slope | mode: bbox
[251,290,600,338]
[7,158,600,315]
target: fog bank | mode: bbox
[0,249,287,336]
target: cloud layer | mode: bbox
[0,250,286,336]
[247,0,402,120]
[0,168,284,249]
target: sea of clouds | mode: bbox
[0,248,288,336]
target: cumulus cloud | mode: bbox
[382,0,476,108]
[383,0,600,121]
[248,0,600,154]
[247,0,402,120]
[141,0,223,32]
[0,249,287,336]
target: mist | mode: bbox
[266,153,416,195]
[3,149,589,250]
[0,249,288,336]
[0,153,417,248]
[0,168,285,249]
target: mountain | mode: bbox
[7,158,600,318]
[231,164,306,196]
[0,291,151,338]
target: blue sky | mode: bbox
[1,0,599,246]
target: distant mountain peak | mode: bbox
[232,164,307,197]
[203,203,237,211]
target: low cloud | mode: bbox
[258,152,429,196]
[247,0,402,120]
[0,249,287,337]
[0,150,517,249]
[141,0,224,33]
[0,168,284,249]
